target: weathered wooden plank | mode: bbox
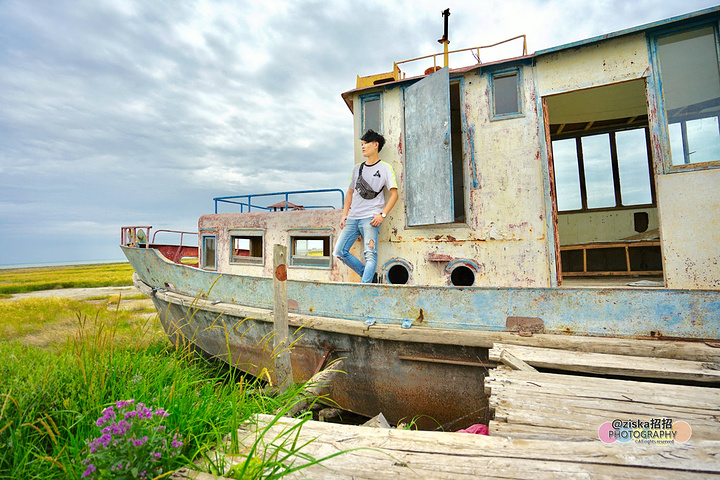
[272,244,293,392]
[491,391,719,425]
[234,415,719,477]
[486,368,720,442]
[498,349,537,371]
[170,413,720,479]
[489,343,720,382]
[485,370,720,409]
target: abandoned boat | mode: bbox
[122,7,720,430]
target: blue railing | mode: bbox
[213,189,345,214]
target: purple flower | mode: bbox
[81,463,96,478]
[96,407,116,427]
[132,436,149,447]
[171,440,183,449]
[116,399,135,409]
[112,420,131,436]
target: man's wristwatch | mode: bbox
[380,213,387,218]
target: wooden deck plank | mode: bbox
[219,415,719,478]
[170,414,720,479]
[489,343,720,383]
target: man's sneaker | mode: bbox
[372,273,379,284]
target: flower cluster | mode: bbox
[81,399,183,479]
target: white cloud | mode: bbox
[0,0,718,264]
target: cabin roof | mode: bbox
[342,5,720,113]
[341,54,534,113]
[535,5,720,56]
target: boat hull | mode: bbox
[122,246,720,339]
[122,245,720,429]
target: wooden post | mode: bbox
[273,244,293,392]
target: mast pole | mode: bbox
[439,8,451,67]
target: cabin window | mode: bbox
[202,235,217,270]
[491,70,521,118]
[655,25,720,167]
[551,128,654,212]
[289,235,332,268]
[361,94,381,134]
[230,232,263,265]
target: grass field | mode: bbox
[0,262,134,297]
[0,264,338,479]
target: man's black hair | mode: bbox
[360,129,386,152]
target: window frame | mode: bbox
[229,229,264,265]
[650,20,720,173]
[201,234,217,271]
[551,126,656,214]
[288,230,333,269]
[361,93,382,134]
[490,67,523,120]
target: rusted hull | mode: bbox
[150,289,488,430]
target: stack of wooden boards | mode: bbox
[485,340,720,476]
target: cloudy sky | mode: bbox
[1,0,717,265]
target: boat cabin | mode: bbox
[154,6,720,291]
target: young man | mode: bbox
[333,129,398,283]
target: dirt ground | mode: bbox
[8,286,141,301]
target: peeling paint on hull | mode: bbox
[124,246,720,340]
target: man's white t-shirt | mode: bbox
[347,160,398,220]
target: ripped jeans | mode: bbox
[333,217,379,283]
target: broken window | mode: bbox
[230,232,263,264]
[656,26,720,166]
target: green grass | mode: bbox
[0,296,161,349]
[0,265,345,479]
[0,263,134,295]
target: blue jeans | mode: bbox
[333,217,379,283]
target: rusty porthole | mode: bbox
[387,264,410,285]
[450,265,475,286]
